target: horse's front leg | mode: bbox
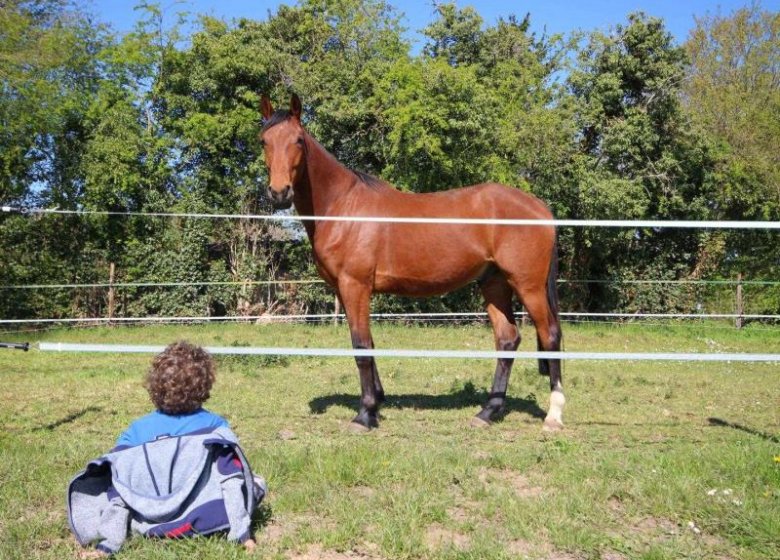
[337,292,384,405]
[339,276,381,431]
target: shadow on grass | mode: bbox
[309,385,546,420]
[34,406,102,431]
[251,503,273,533]
[708,417,779,444]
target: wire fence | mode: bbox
[2,311,779,326]
[3,206,778,360]
[2,278,779,290]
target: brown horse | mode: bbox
[259,94,564,432]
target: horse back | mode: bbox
[385,182,552,221]
[314,182,555,297]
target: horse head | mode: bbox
[259,93,305,210]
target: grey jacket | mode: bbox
[67,427,263,554]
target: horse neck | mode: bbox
[295,135,357,236]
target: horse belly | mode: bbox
[373,231,488,296]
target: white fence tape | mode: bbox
[4,207,780,229]
[37,342,780,362]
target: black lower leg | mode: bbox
[352,355,380,429]
[546,323,562,388]
[537,335,550,375]
[476,357,513,423]
[475,389,508,423]
[372,361,385,404]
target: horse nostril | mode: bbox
[267,185,293,202]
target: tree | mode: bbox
[422,2,483,67]
[0,0,115,319]
[379,3,571,193]
[684,3,780,312]
[0,0,109,204]
[564,13,716,311]
[685,3,779,210]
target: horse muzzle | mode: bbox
[267,185,294,210]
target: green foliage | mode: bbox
[1,1,779,321]
[683,3,780,312]
[558,12,723,311]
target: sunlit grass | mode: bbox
[0,322,778,559]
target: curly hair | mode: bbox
[145,341,216,414]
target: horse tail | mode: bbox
[547,234,560,324]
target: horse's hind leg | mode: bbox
[537,334,550,375]
[473,273,520,427]
[516,287,564,431]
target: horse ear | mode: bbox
[261,95,274,120]
[290,93,302,122]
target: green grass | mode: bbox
[0,322,778,559]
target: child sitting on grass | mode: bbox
[68,341,266,556]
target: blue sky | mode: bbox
[91,0,778,46]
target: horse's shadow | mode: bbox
[309,385,546,421]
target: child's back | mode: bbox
[68,341,264,556]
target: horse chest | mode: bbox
[311,226,378,278]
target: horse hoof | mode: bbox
[542,418,564,432]
[348,421,372,434]
[470,416,491,429]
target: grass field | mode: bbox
[0,321,778,560]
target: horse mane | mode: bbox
[262,110,292,131]
[353,170,385,189]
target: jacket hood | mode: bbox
[106,427,239,520]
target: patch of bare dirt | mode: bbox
[547,553,585,560]
[607,495,624,512]
[258,520,286,543]
[698,532,737,558]
[605,515,737,560]
[633,516,679,537]
[260,513,337,545]
[478,467,544,498]
[507,538,539,556]
[446,505,471,523]
[352,541,382,557]
[424,523,470,550]
[601,551,629,560]
[286,543,381,560]
[505,532,585,560]
[350,485,376,498]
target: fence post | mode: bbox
[107,262,116,325]
[334,295,341,326]
[735,273,743,330]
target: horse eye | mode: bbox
[296,137,304,146]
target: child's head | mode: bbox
[145,341,215,414]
